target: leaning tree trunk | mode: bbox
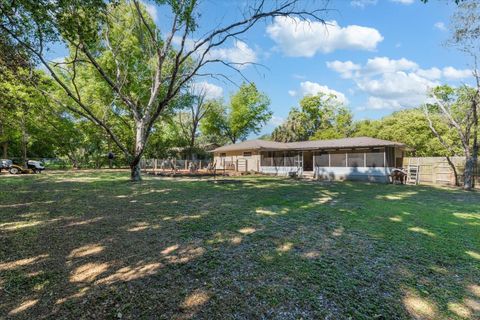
[445,156,459,186]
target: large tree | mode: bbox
[423,0,480,190]
[1,0,327,180]
[177,88,216,159]
[426,85,479,189]
[201,83,272,144]
[352,108,450,157]
[272,93,353,142]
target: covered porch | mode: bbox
[260,146,403,182]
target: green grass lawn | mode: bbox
[0,171,479,319]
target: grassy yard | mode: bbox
[0,171,479,319]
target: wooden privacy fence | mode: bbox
[403,157,479,187]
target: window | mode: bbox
[314,153,329,167]
[243,152,252,157]
[330,153,346,167]
[347,152,364,167]
[272,151,284,167]
[366,150,384,167]
[261,152,273,166]
[284,151,298,166]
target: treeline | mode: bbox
[0,0,477,188]
[0,65,272,168]
[264,92,451,157]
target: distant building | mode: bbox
[211,137,406,182]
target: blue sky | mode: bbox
[48,0,473,136]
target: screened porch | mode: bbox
[260,147,397,171]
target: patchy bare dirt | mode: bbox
[0,171,479,319]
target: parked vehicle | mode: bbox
[0,159,13,172]
[26,160,45,173]
[5,159,45,174]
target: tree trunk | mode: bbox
[2,142,7,158]
[445,156,459,186]
[129,124,146,182]
[472,148,478,189]
[464,154,475,190]
[67,153,79,169]
[21,115,28,163]
[130,161,142,181]
[0,120,7,158]
[108,139,113,169]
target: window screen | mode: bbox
[314,153,329,167]
[366,150,384,167]
[330,153,346,167]
[272,151,284,167]
[261,152,273,166]
[284,151,298,166]
[347,152,364,167]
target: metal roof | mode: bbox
[211,137,406,152]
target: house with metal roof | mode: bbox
[211,137,407,182]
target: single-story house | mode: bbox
[211,137,407,182]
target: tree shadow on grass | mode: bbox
[0,173,479,319]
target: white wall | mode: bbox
[213,151,260,172]
[260,166,392,182]
[260,166,302,175]
[315,166,391,183]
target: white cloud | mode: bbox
[415,67,442,80]
[362,57,418,75]
[327,56,474,110]
[288,90,297,97]
[351,0,378,7]
[299,81,348,104]
[172,38,257,69]
[356,71,437,109]
[266,17,383,57]
[434,21,447,32]
[327,57,418,79]
[391,0,414,4]
[208,40,257,69]
[326,60,361,79]
[190,81,223,100]
[442,66,472,80]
